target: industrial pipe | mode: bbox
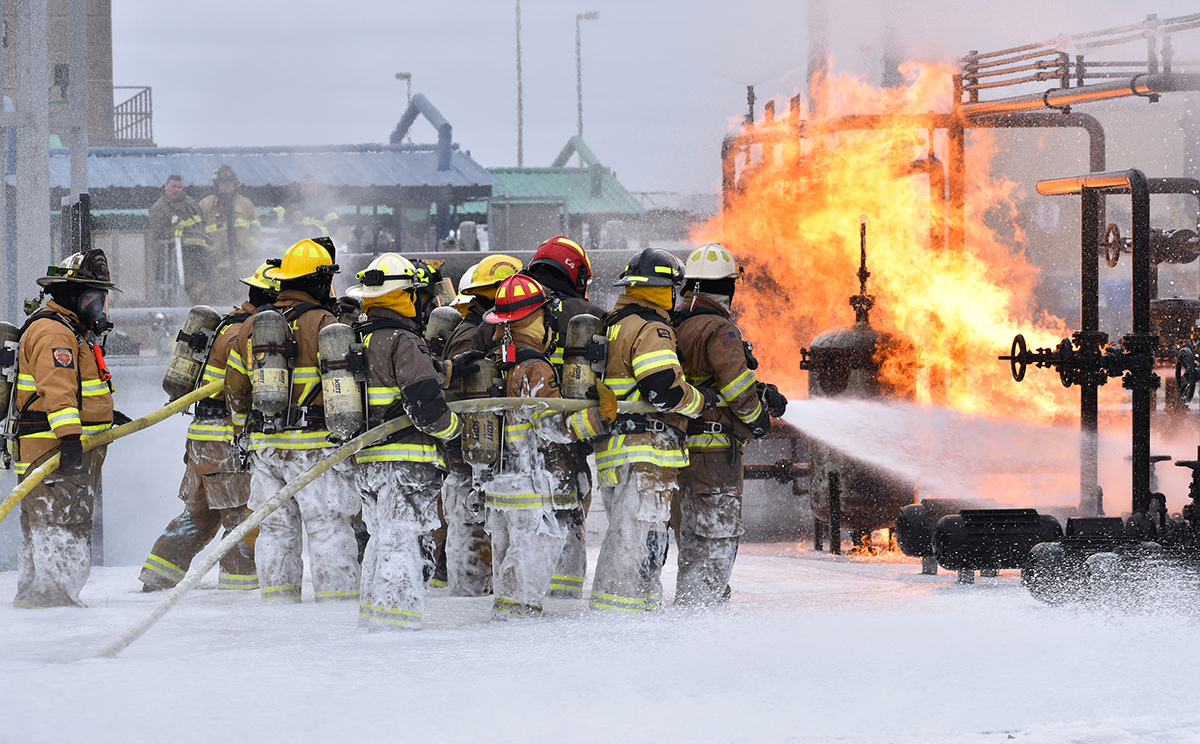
[961,73,1200,118]
[0,380,224,525]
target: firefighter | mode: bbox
[522,236,607,599]
[439,254,522,597]
[138,263,280,593]
[148,174,208,304]
[672,243,787,605]
[591,248,713,614]
[346,253,472,630]
[225,238,360,603]
[12,250,118,608]
[199,165,262,305]
[482,274,615,618]
[274,174,339,246]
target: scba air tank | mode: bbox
[461,358,500,466]
[162,305,222,401]
[318,322,364,438]
[250,309,292,416]
[0,321,22,419]
[561,313,604,400]
[424,306,461,358]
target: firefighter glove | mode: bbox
[697,385,721,410]
[759,383,788,417]
[111,410,132,427]
[595,380,618,426]
[59,433,83,470]
[446,349,485,385]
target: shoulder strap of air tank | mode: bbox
[601,303,661,331]
[20,310,83,341]
[280,302,324,323]
[353,318,412,340]
[671,306,724,328]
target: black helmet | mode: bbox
[613,248,685,287]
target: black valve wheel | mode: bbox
[1103,223,1123,268]
[1176,347,1197,405]
[1003,334,1028,382]
[1056,338,1075,388]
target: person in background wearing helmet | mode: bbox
[523,236,607,599]
[346,254,474,629]
[439,254,522,597]
[148,174,209,305]
[591,248,714,614]
[12,250,119,607]
[138,263,281,594]
[199,164,261,305]
[274,174,340,247]
[483,274,616,619]
[225,237,360,604]
[671,243,787,606]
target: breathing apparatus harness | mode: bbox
[600,303,684,440]
[247,301,327,435]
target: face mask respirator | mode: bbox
[76,288,113,335]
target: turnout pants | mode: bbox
[487,505,565,619]
[671,449,744,606]
[249,447,360,603]
[14,446,107,608]
[140,438,257,591]
[442,462,492,596]
[590,463,675,613]
[356,461,442,630]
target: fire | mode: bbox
[848,528,901,559]
[693,61,1086,422]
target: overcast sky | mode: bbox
[112,0,1199,195]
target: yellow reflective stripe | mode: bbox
[493,597,542,616]
[603,376,636,396]
[202,364,227,384]
[226,349,247,375]
[81,378,109,396]
[293,366,319,403]
[81,423,109,436]
[631,349,678,377]
[590,591,645,613]
[233,218,261,230]
[360,602,422,627]
[623,276,649,284]
[550,491,578,508]
[549,347,565,365]
[231,410,247,428]
[249,430,333,450]
[567,409,599,440]
[18,432,57,440]
[262,585,302,601]
[142,554,185,582]
[366,386,401,405]
[485,492,547,508]
[676,389,703,418]
[595,434,688,482]
[736,399,765,425]
[47,407,80,431]
[187,421,234,442]
[16,373,36,391]
[549,575,584,591]
[425,414,460,440]
[13,461,28,476]
[687,433,732,449]
[217,572,259,590]
[182,237,208,247]
[720,368,757,401]
[356,443,445,465]
[504,420,533,444]
[315,589,359,601]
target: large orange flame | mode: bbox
[693,61,1085,423]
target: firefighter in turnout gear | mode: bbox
[225,238,360,603]
[139,263,281,593]
[347,253,464,630]
[523,236,606,599]
[439,254,522,596]
[591,248,710,613]
[199,165,262,305]
[672,244,785,605]
[12,250,117,608]
[483,275,614,619]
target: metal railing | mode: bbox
[113,86,154,146]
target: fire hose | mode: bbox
[94,412,413,659]
[0,380,226,526]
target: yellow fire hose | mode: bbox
[446,397,726,414]
[95,413,413,659]
[0,380,226,526]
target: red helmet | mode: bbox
[483,275,550,324]
[530,236,592,295]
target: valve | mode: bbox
[1176,347,1197,404]
[998,329,1155,391]
[1102,223,1126,268]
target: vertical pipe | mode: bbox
[1080,188,1101,516]
[515,0,523,167]
[721,135,736,213]
[16,0,52,319]
[1129,169,1153,517]
[807,0,828,120]
[67,0,88,199]
[829,471,841,555]
[947,112,966,255]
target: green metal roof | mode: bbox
[462,137,645,218]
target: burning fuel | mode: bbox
[693,62,1086,422]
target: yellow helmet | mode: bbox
[241,261,281,292]
[265,239,335,281]
[460,254,522,294]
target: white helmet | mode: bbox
[451,263,480,307]
[346,253,422,300]
[684,242,740,280]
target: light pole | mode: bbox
[515,0,524,166]
[576,11,599,163]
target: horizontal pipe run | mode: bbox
[962,73,1200,117]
